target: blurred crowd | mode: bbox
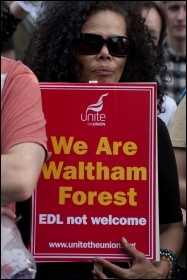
[1,1,42,60]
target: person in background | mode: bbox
[1,1,41,59]
[137,1,177,127]
[141,1,166,45]
[162,1,186,105]
[24,1,183,279]
[1,38,16,60]
[168,93,186,279]
[140,5,185,279]
[1,55,49,251]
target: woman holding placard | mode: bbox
[24,1,183,279]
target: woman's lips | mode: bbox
[93,66,114,76]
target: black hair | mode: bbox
[24,1,169,113]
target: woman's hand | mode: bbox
[92,237,169,279]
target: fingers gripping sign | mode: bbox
[92,237,157,279]
[93,238,132,279]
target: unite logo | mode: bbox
[80,93,108,126]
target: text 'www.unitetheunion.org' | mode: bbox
[48,241,124,249]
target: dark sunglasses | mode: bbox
[76,33,130,57]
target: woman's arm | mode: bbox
[173,147,186,209]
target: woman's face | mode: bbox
[75,10,127,83]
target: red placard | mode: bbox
[30,83,159,262]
